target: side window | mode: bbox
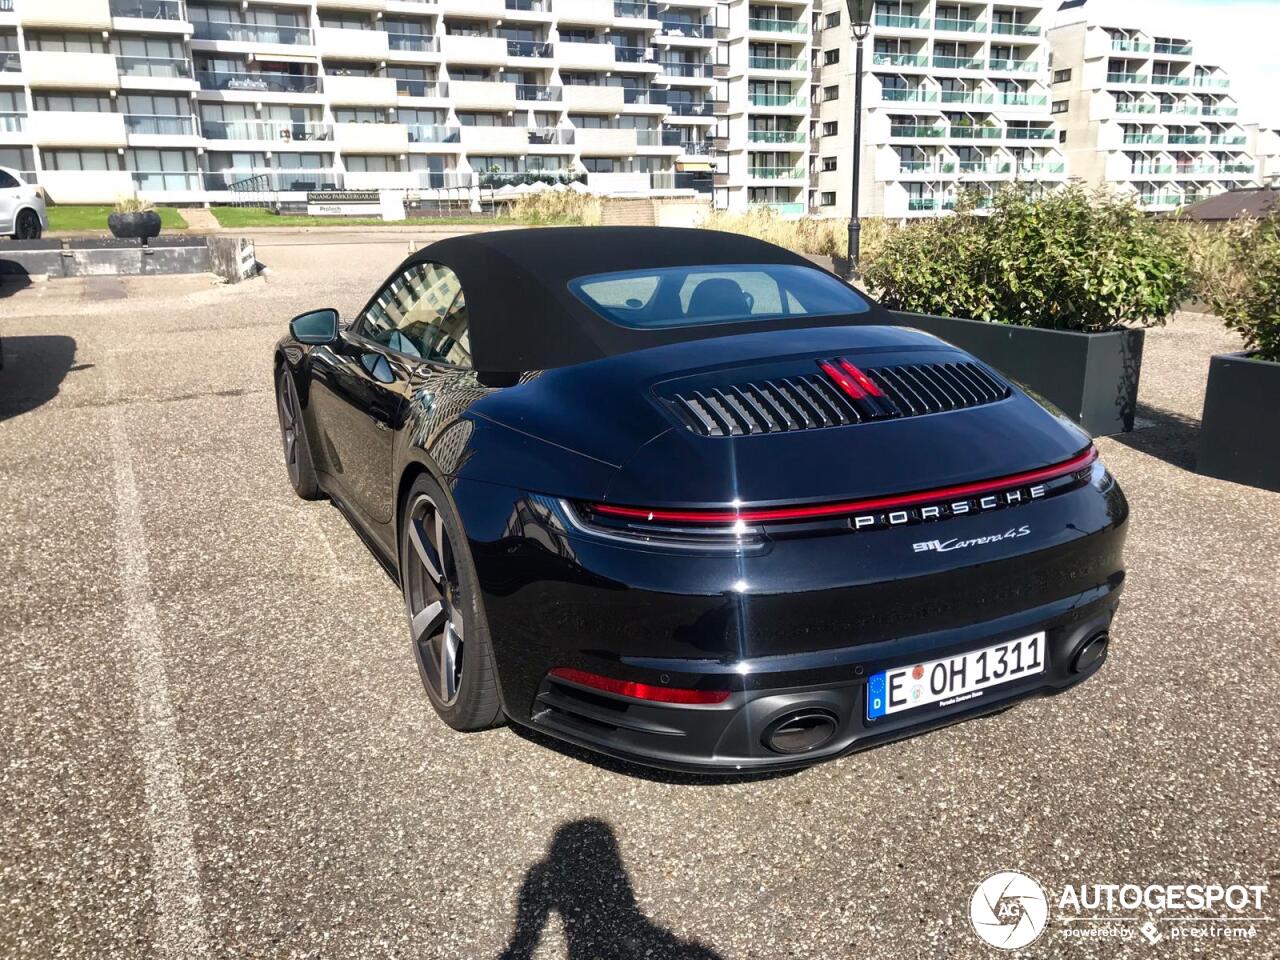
[357,261,471,366]
[0,171,18,189]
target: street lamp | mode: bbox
[845,0,873,277]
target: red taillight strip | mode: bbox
[837,359,886,398]
[818,359,867,400]
[587,446,1098,525]
[549,667,731,705]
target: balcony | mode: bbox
[202,119,332,142]
[0,111,25,134]
[554,0,616,24]
[933,55,984,71]
[1221,163,1254,174]
[124,113,199,136]
[889,124,945,138]
[1154,42,1193,56]
[989,59,1039,74]
[516,83,561,102]
[748,92,805,108]
[659,20,714,39]
[908,197,938,210]
[747,56,803,72]
[204,170,343,192]
[21,0,111,30]
[198,70,320,94]
[396,80,448,99]
[317,27,390,60]
[193,20,314,45]
[748,201,805,216]
[1107,73,1148,85]
[576,127,636,154]
[506,0,551,10]
[613,1,655,19]
[999,93,1047,106]
[1209,134,1246,146]
[949,125,1002,140]
[1168,133,1207,145]
[661,61,715,77]
[508,39,553,58]
[900,160,957,174]
[992,22,1040,37]
[1158,104,1199,116]
[0,52,22,74]
[1194,76,1230,90]
[1115,101,1156,114]
[439,34,507,65]
[110,0,186,19]
[746,129,806,144]
[563,84,625,110]
[406,124,460,144]
[1131,163,1174,175]
[934,17,985,33]
[874,13,930,30]
[635,128,681,147]
[1151,75,1190,87]
[459,125,534,153]
[557,40,617,69]
[334,121,409,153]
[667,100,714,117]
[325,74,397,106]
[1005,127,1056,140]
[1139,194,1183,207]
[958,160,1010,174]
[747,166,804,180]
[873,52,928,68]
[1202,105,1238,117]
[388,34,438,54]
[1110,39,1152,53]
[29,110,128,147]
[1123,133,1164,144]
[748,17,806,34]
[117,56,193,80]
[882,88,939,103]
[528,127,574,145]
[941,90,993,105]
[24,52,119,89]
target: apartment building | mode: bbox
[0,0,725,205]
[810,0,1065,218]
[1047,7,1258,212]
[1247,125,1279,188]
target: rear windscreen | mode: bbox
[568,263,871,330]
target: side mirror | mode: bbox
[289,308,339,345]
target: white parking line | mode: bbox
[108,409,212,960]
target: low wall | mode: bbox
[0,236,257,283]
[601,197,711,228]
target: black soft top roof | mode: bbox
[406,226,885,373]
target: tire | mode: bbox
[14,209,41,241]
[400,473,504,732]
[274,364,323,501]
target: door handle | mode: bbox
[371,416,389,432]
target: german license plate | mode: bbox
[866,632,1046,720]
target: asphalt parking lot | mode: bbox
[2,234,1278,959]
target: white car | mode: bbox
[0,167,48,240]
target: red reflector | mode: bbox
[818,359,866,400]
[838,359,886,398]
[586,447,1098,525]
[549,668,731,704]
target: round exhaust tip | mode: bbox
[1073,632,1110,674]
[763,710,839,755]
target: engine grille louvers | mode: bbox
[666,360,1011,438]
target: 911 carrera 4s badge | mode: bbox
[913,525,1032,554]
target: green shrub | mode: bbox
[1200,208,1280,362]
[864,185,1191,331]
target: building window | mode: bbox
[822,121,838,136]
[41,149,123,171]
[821,191,836,205]
[823,49,840,65]
[821,156,836,171]
[346,155,402,173]
[823,85,839,102]
[1053,68,1072,84]
[1051,100,1069,115]
[825,11,840,28]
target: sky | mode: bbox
[1057,0,1280,128]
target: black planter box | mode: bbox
[891,312,1145,436]
[1197,351,1280,492]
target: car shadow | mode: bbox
[0,335,83,422]
[1109,402,1201,472]
[507,724,802,786]
[0,258,32,300]
[496,818,727,960]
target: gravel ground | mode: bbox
[1,238,1277,960]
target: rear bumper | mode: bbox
[519,582,1119,773]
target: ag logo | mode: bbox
[970,871,1049,950]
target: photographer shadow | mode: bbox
[498,818,725,960]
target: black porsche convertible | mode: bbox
[273,227,1127,772]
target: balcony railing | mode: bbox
[1154,42,1193,56]
[949,125,1002,139]
[1005,127,1056,140]
[388,34,439,53]
[1139,194,1182,206]
[1123,133,1164,144]
[505,0,550,10]
[748,201,804,215]
[882,87,939,102]
[748,92,804,107]
[1115,101,1157,114]
[1000,93,1047,106]
[635,128,681,147]
[872,52,928,67]
[1151,74,1190,87]
[125,113,198,135]
[0,52,21,73]
[507,40,552,58]
[1175,165,1221,175]
[528,127,574,145]
[117,56,193,79]
[614,1,654,18]
[941,90,994,104]
[613,45,648,63]
[935,17,985,33]
[1111,39,1152,53]
[396,80,448,98]
[748,166,804,179]
[405,124,460,143]
[747,56,800,72]
[747,129,806,143]
[1194,77,1230,89]
[989,59,1039,73]
[933,55,983,70]
[908,197,938,210]
[1168,133,1207,144]
[0,111,26,133]
[1158,104,1199,115]
[110,0,186,18]
[1209,134,1246,145]
[624,87,667,105]
[206,170,343,191]
[198,70,320,93]
[1107,73,1148,85]
[1132,164,1174,175]
[660,20,713,38]
[661,60,714,77]
[749,17,806,34]
[889,124,945,138]
[192,20,314,45]
[900,160,957,173]
[875,13,930,29]
[667,100,714,116]
[959,160,1011,174]
[131,170,200,191]
[1202,105,1238,117]
[515,83,561,101]
[1020,162,1066,175]
[1221,163,1254,174]
[202,119,332,141]
[674,139,712,154]
[992,21,1040,36]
